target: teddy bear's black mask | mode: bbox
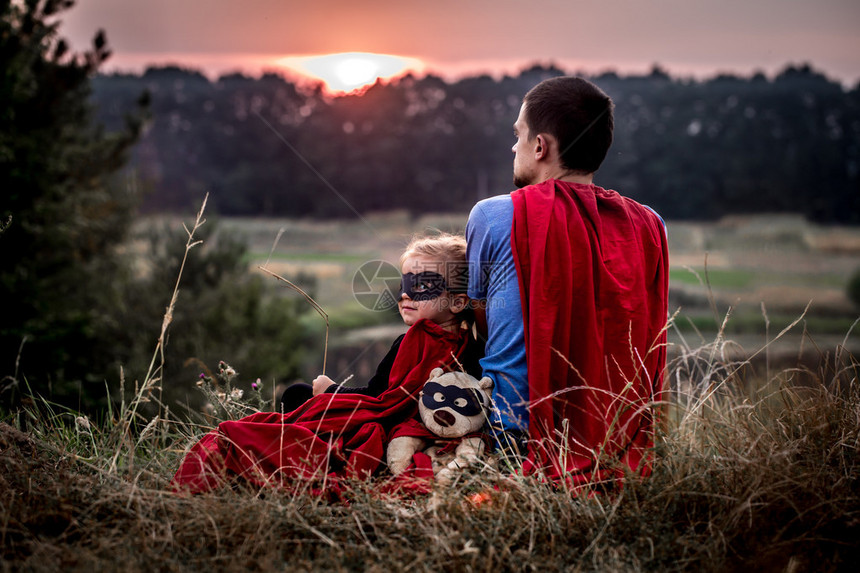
[422,381,485,417]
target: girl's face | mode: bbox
[398,255,465,331]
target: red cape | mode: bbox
[170,320,472,494]
[511,180,669,486]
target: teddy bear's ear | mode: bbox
[479,376,494,390]
[429,367,444,379]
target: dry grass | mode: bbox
[1,336,858,572]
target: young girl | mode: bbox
[171,233,483,494]
[279,233,482,412]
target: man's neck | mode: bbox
[540,167,593,186]
[556,172,593,185]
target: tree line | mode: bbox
[92,63,860,223]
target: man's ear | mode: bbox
[534,134,549,159]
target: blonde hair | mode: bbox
[399,232,468,292]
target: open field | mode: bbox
[210,213,860,372]
[667,215,859,314]
[130,212,860,396]
[215,212,860,317]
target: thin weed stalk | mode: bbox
[258,265,329,376]
[110,194,209,474]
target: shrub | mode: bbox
[110,218,312,417]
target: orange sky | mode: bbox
[62,0,860,85]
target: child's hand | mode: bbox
[311,375,335,395]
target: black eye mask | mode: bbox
[400,271,447,301]
[422,381,486,417]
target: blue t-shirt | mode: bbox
[466,195,528,432]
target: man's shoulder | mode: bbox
[615,193,667,231]
[469,194,514,220]
[584,181,667,231]
[467,194,515,258]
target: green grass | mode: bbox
[670,267,757,288]
[670,266,848,290]
[674,311,859,335]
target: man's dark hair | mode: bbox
[523,76,614,174]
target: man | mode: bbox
[466,76,669,484]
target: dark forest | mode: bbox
[93,63,860,223]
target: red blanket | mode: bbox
[511,180,669,486]
[170,320,472,494]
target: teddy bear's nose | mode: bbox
[433,410,456,427]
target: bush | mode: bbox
[110,217,312,417]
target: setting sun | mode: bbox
[276,52,424,94]
[333,57,378,89]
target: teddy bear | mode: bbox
[387,367,494,485]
